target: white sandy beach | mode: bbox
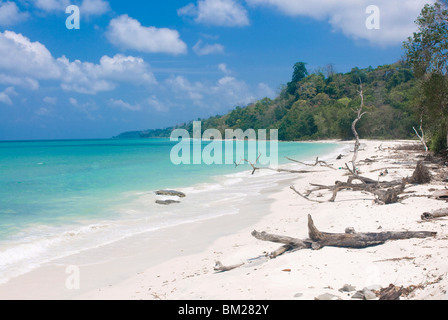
[76,139,448,300]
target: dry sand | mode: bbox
[79,139,448,300]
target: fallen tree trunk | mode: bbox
[252,215,436,252]
[307,215,436,249]
[216,215,437,272]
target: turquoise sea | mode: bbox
[0,138,342,285]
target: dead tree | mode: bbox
[413,114,428,152]
[350,80,368,174]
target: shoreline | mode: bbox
[78,139,448,300]
[0,141,344,299]
[2,139,447,300]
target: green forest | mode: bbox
[117,61,419,141]
[117,1,448,153]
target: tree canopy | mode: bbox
[404,0,448,152]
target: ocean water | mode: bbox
[0,138,342,285]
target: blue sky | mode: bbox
[0,0,433,140]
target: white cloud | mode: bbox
[43,96,57,105]
[257,82,275,98]
[35,107,51,115]
[178,0,250,27]
[146,95,168,112]
[80,0,110,17]
[246,0,434,46]
[0,86,17,106]
[166,76,205,104]
[69,97,99,120]
[165,74,256,111]
[193,40,225,56]
[69,97,78,106]
[33,0,69,12]
[0,1,29,26]
[32,0,110,16]
[0,31,61,79]
[57,54,157,94]
[0,74,39,90]
[106,14,187,55]
[0,92,12,105]
[0,31,157,95]
[218,63,231,74]
[108,98,141,111]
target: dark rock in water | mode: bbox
[156,200,181,205]
[155,190,186,198]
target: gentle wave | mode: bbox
[0,141,345,285]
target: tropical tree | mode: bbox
[403,0,448,151]
[286,62,308,95]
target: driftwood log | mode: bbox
[285,156,336,170]
[252,215,436,254]
[291,161,431,204]
[214,261,245,272]
[215,217,436,272]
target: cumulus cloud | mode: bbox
[0,86,16,106]
[0,74,39,90]
[218,63,231,74]
[106,14,187,55]
[32,0,69,12]
[0,31,157,95]
[57,54,157,94]
[178,0,250,27]
[0,1,29,26]
[108,98,141,111]
[246,0,433,46]
[193,40,225,56]
[32,0,110,16]
[80,0,110,17]
[165,74,255,111]
[0,31,61,79]
[146,95,168,112]
[43,96,57,105]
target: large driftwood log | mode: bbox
[252,215,436,252]
[307,215,436,249]
[216,215,436,272]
